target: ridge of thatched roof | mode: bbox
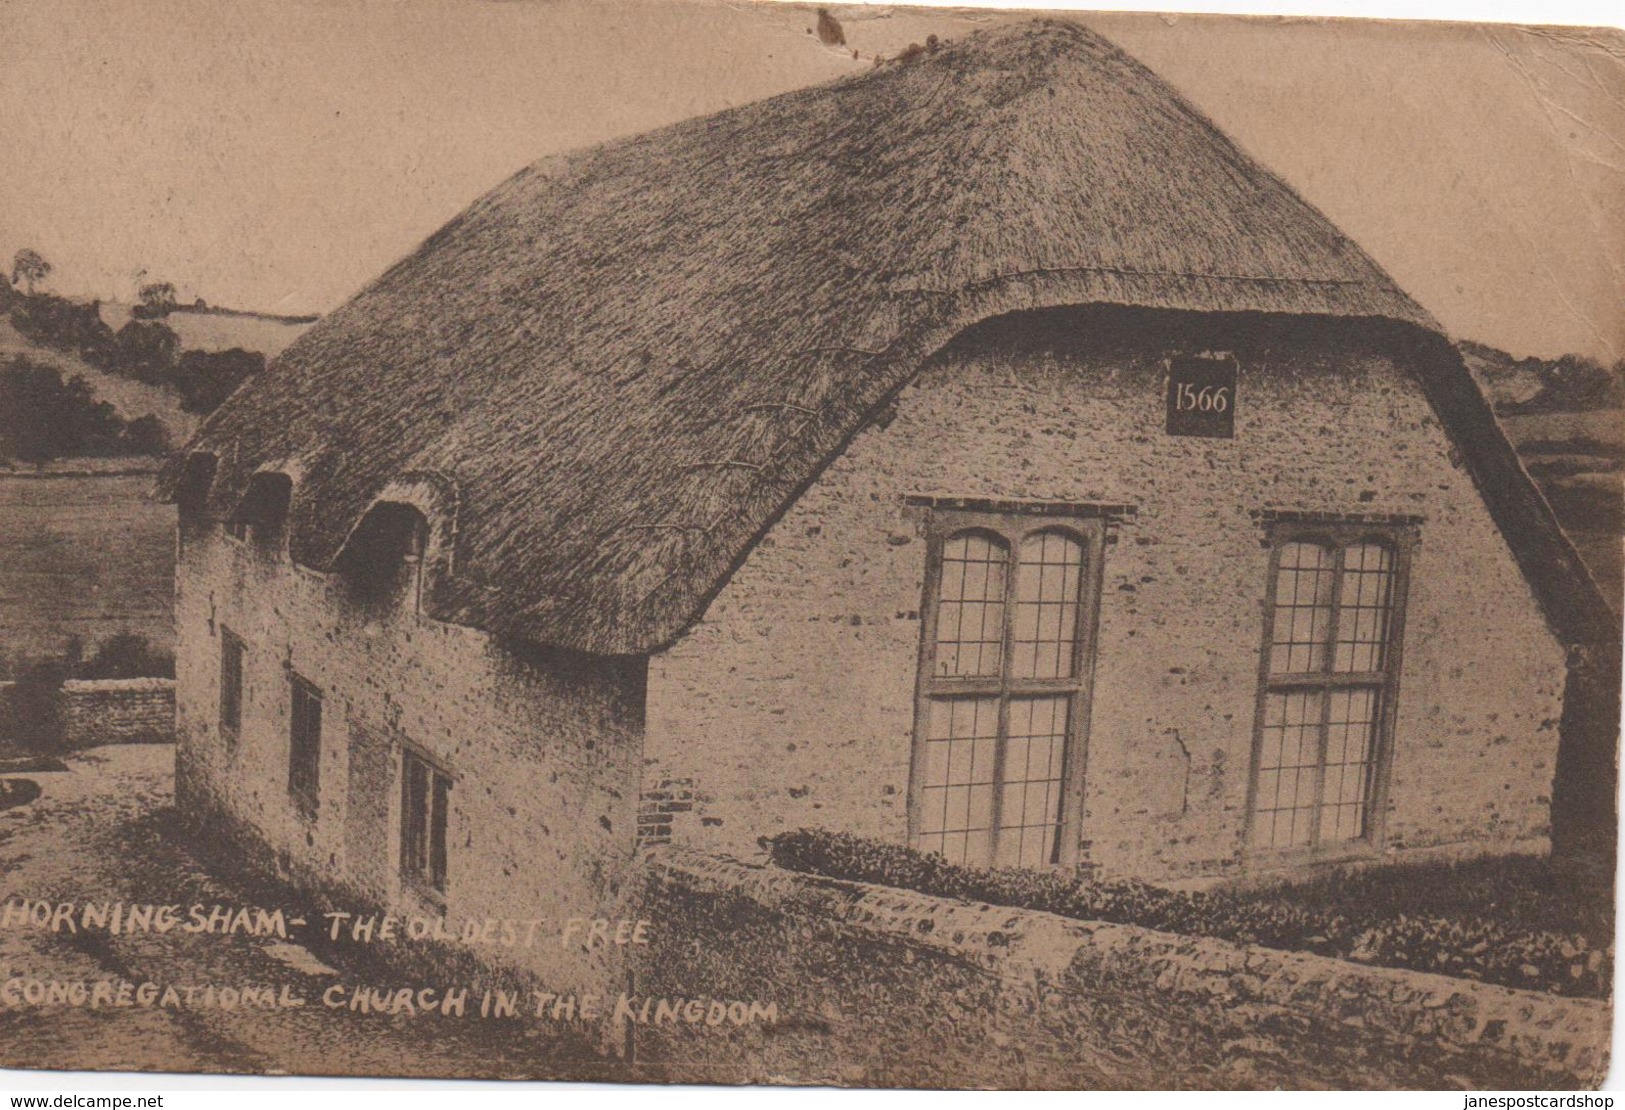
[158,19,1612,653]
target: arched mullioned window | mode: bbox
[910,512,1107,871]
[1249,523,1416,856]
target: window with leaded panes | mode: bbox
[1248,521,1415,855]
[909,508,1108,870]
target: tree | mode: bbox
[122,414,171,457]
[0,356,127,462]
[172,347,264,413]
[137,280,178,315]
[78,631,175,679]
[111,319,181,382]
[11,248,51,295]
[1540,354,1623,410]
[5,655,67,750]
[8,293,116,364]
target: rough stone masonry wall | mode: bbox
[58,678,175,749]
[642,315,1569,882]
[172,516,647,989]
[630,849,1608,1089]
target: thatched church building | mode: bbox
[160,21,1614,951]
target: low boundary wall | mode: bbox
[58,678,175,748]
[633,848,1610,1089]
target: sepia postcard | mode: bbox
[0,0,1621,1090]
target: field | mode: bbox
[0,467,176,661]
[0,317,198,443]
[98,302,313,359]
[1499,409,1624,607]
[0,301,305,666]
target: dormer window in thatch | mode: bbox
[172,453,218,518]
[337,502,431,617]
[231,472,293,555]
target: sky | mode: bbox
[0,0,1621,361]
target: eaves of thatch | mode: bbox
[157,19,1617,654]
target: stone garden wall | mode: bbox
[58,678,175,748]
[632,849,1610,1089]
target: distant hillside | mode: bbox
[1461,340,1624,610]
[1459,340,1625,415]
[0,282,184,659]
[0,282,320,451]
[0,316,197,443]
[99,301,314,359]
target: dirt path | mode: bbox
[0,745,618,1081]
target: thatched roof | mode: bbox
[159,19,1614,652]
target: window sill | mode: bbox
[401,875,448,914]
[1244,841,1382,877]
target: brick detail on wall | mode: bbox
[58,678,176,749]
[637,778,696,848]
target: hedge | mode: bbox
[766,829,1611,999]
